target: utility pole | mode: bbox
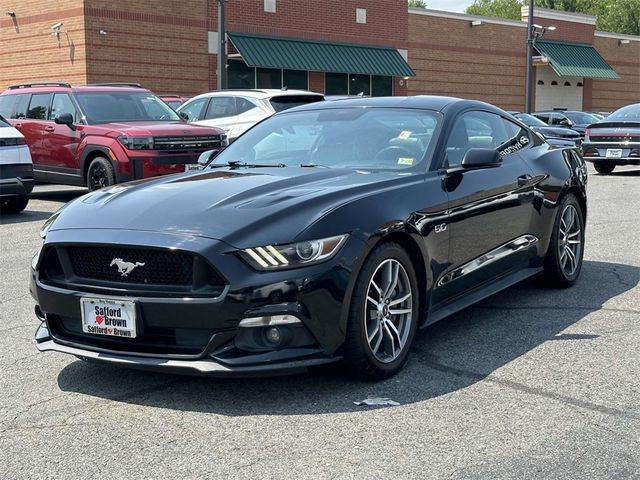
[524,0,534,113]
[217,0,227,90]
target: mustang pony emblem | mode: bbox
[110,258,145,277]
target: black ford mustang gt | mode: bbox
[31,96,587,379]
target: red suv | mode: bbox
[0,82,226,190]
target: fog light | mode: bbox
[238,314,301,328]
[265,327,282,345]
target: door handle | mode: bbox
[517,174,532,187]
[44,126,55,132]
[14,123,22,129]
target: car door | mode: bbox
[41,93,83,175]
[21,93,51,172]
[178,96,209,123]
[435,110,537,303]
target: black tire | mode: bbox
[0,195,28,214]
[593,162,615,174]
[86,156,116,191]
[342,242,420,380]
[542,194,585,288]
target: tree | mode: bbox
[408,0,427,8]
[465,0,640,35]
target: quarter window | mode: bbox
[27,93,51,120]
[236,97,258,115]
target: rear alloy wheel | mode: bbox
[342,242,419,380]
[593,161,615,174]
[0,196,29,214]
[86,157,116,191]
[542,194,584,288]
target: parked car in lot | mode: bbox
[510,112,581,148]
[532,110,600,137]
[586,111,611,120]
[177,89,324,142]
[0,82,226,190]
[0,114,33,213]
[160,95,188,110]
[32,96,587,380]
[582,103,640,174]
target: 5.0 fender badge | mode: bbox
[435,223,447,233]
[110,258,145,276]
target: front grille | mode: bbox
[40,245,226,297]
[68,246,194,285]
[153,135,223,152]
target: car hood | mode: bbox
[532,126,579,138]
[49,168,415,248]
[91,121,224,136]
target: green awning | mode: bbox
[228,32,415,77]
[535,40,619,79]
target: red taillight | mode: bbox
[630,149,640,157]
[16,137,26,145]
[583,148,599,157]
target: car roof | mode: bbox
[279,95,508,115]
[188,89,323,101]
[2,83,151,94]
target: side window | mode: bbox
[204,97,237,120]
[50,93,79,122]
[0,96,17,118]
[444,111,511,168]
[549,114,562,125]
[499,118,532,156]
[535,113,550,124]
[13,94,30,119]
[179,97,208,121]
[26,93,51,120]
[236,97,258,115]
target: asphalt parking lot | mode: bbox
[1,166,639,479]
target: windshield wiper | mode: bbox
[207,160,286,168]
[300,163,329,168]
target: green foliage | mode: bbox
[465,0,640,35]
[408,0,427,8]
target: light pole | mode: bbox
[217,0,227,90]
[524,1,556,113]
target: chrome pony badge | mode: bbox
[110,258,145,277]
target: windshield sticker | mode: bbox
[499,135,530,156]
[398,130,412,139]
[397,157,415,166]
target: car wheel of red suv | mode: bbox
[87,157,116,191]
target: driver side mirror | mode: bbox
[179,112,189,120]
[558,118,572,127]
[54,113,76,131]
[197,149,221,168]
[461,148,502,169]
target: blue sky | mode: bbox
[425,0,475,12]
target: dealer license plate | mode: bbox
[606,149,622,158]
[80,297,137,338]
[185,163,201,171]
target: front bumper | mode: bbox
[32,229,363,376]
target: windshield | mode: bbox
[211,107,440,171]
[564,112,599,124]
[516,113,548,127]
[0,115,10,127]
[75,91,182,124]
[609,104,640,121]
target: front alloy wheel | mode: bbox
[343,242,419,380]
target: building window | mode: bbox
[372,75,392,96]
[228,60,256,89]
[350,74,370,96]
[356,8,367,24]
[537,80,545,85]
[577,82,583,87]
[551,81,558,86]
[283,69,308,90]
[257,67,281,88]
[325,72,349,95]
[264,0,276,13]
[564,81,571,86]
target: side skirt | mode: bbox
[422,267,543,328]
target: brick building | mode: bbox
[1,1,638,111]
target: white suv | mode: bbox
[177,89,323,141]
[0,115,33,214]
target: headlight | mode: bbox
[117,135,154,150]
[239,234,348,270]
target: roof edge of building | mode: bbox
[408,8,526,28]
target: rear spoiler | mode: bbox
[588,121,640,129]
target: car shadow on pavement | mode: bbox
[0,210,53,225]
[56,260,638,416]
[31,187,87,203]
